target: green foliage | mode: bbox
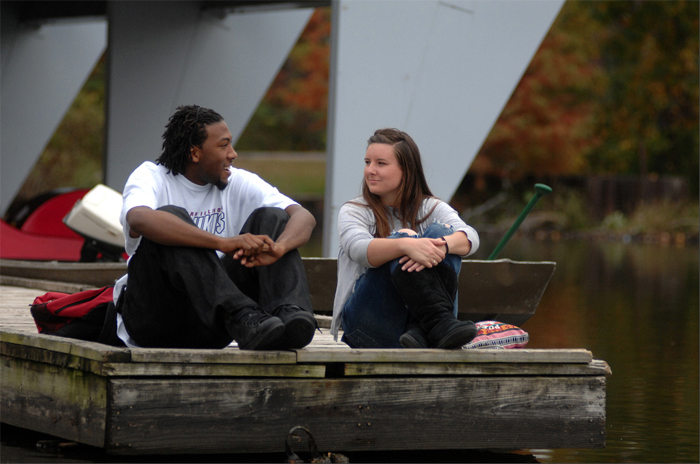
[472,0,606,179]
[601,210,628,232]
[237,7,330,152]
[586,0,699,192]
[599,199,699,236]
[513,186,593,232]
[12,54,105,209]
[12,3,698,233]
[472,0,699,194]
[546,187,592,231]
[628,200,700,234]
[463,180,699,240]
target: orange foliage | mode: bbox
[473,0,698,189]
[587,0,699,182]
[266,7,331,133]
[472,2,605,179]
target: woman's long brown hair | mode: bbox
[359,128,436,238]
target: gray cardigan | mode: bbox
[330,197,479,339]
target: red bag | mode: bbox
[31,286,114,342]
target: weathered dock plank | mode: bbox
[101,362,327,378]
[2,341,110,376]
[0,284,50,333]
[128,348,298,364]
[2,356,108,448]
[0,279,610,456]
[343,360,612,377]
[1,329,130,363]
[296,348,593,364]
[105,376,606,455]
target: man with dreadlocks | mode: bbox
[111,105,317,350]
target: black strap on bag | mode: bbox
[96,295,126,347]
[30,286,122,345]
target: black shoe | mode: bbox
[273,305,317,349]
[400,325,430,348]
[231,309,285,350]
[430,319,478,349]
[391,265,475,350]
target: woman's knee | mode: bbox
[423,222,455,239]
[388,228,419,239]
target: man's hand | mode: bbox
[125,206,315,268]
[238,204,315,268]
[222,234,276,261]
[239,241,288,267]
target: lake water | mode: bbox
[474,237,699,464]
[2,238,698,463]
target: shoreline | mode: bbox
[476,228,699,246]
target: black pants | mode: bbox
[120,206,312,348]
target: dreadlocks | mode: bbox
[156,105,224,175]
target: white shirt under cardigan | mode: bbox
[114,161,298,347]
[330,197,480,341]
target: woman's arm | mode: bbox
[367,236,446,270]
[439,230,472,256]
[429,200,479,257]
[392,231,472,273]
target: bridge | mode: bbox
[1,0,563,256]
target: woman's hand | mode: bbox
[398,237,446,272]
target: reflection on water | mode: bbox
[2,239,698,463]
[473,238,700,463]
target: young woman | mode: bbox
[330,128,480,349]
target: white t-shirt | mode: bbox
[120,161,297,257]
[114,161,298,347]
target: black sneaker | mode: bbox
[273,305,317,349]
[231,309,285,350]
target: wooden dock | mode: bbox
[0,260,610,456]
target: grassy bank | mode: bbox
[234,152,325,199]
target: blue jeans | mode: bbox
[341,222,462,348]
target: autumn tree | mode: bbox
[586,0,699,190]
[471,2,607,180]
[237,7,331,151]
[471,0,699,191]
[5,54,106,222]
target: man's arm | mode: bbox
[126,206,274,257]
[275,204,316,253]
[240,204,316,267]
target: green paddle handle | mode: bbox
[487,183,552,260]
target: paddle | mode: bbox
[487,183,552,260]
